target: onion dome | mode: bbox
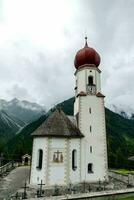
[74,37,101,69]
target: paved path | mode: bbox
[0,166,30,199]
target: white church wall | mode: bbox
[74,97,79,116]
[77,69,86,94]
[30,137,48,185]
[48,138,66,185]
[79,95,108,182]
[69,139,81,183]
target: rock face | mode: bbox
[0,110,23,152]
[0,110,21,139]
[0,98,46,123]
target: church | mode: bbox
[30,38,108,186]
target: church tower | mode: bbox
[30,38,108,186]
[74,37,108,182]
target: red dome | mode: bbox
[74,38,101,69]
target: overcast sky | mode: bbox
[0,0,134,114]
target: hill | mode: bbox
[5,97,134,169]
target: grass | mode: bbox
[113,169,134,174]
[117,197,134,200]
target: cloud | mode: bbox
[0,0,134,113]
[7,84,31,100]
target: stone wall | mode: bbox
[109,170,134,186]
[0,161,15,176]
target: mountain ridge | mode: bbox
[0,98,46,123]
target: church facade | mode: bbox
[30,38,108,186]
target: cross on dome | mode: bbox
[85,36,88,47]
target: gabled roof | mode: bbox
[32,109,84,138]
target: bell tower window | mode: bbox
[87,76,96,94]
[88,76,93,85]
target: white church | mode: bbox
[30,38,108,186]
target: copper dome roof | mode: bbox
[74,37,101,69]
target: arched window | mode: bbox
[88,76,93,85]
[37,149,43,170]
[72,149,77,171]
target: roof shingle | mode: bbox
[32,109,84,138]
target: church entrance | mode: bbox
[22,154,31,166]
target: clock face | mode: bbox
[87,85,96,94]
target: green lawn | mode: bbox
[117,197,134,200]
[113,169,134,174]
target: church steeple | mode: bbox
[74,37,101,69]
[74,38,108,183]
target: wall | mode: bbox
[30,137,48,185]
[30,137,82,186]
[109,170,134,186]
[48,138,66,185]
[79,95,108,182]
[69,138,81,184]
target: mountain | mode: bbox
[0,98,46,124]
[4,97,134,169]
[5,114,48,160]
[0,110,22,152]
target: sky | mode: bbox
[0,0,134,114]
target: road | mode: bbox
[0,166,30,199]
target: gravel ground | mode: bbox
[0,166,30,199]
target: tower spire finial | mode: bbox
[85,36,88,47]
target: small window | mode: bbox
[89,108,91,113]
[90,126,92,132]
[88,76,93,85]
[37,149,43,170]
[90,146,92,153]
[72,149,77,171]
[88,163,93,173]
